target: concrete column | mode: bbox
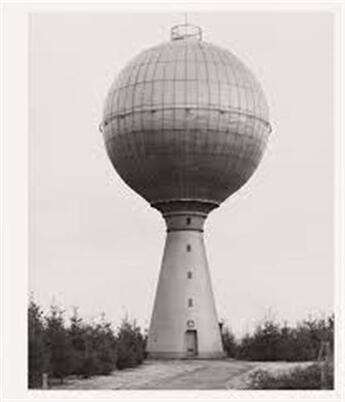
[147,205,225,359]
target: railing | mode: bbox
[170,24,202,41]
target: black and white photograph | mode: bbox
[1,1,344,400]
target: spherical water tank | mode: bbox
[102,25,271,208]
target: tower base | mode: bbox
[146,201,225,360]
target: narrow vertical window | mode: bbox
[187,244,191,252]
[188,298,193,307]
[186,217,191,225]
[187,271,192,279]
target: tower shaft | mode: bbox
[147,203,225,359]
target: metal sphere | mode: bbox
[102,27,271,207]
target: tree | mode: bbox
[237,320,281,361]
[67,308,87,376]
[45,304,73,383]
[115,317,145,370]
[28,299,48,388]
[94,319,117,374]
[28,300,147,383]
[221,326,237,357]
[68,312,117,378]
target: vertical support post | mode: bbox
[42,373,48,389]
[318,340,332,389]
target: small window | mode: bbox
[187,244,191,252]
[187,271,192,279]
[188,298,193,307]
[186,217,191,225]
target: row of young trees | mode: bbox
[29,297,334,388]
[28,299,146,388]
[221,315,334,361]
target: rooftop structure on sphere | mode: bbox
[101,23,271,359]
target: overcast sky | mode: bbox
[29,11,334,337]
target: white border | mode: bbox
[1,1,343,401]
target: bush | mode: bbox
[236,315,334,362]
[248,362,334,389]
[237,320,282,361]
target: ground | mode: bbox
[51,359,313,390]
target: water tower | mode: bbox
[101,24,271,358]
